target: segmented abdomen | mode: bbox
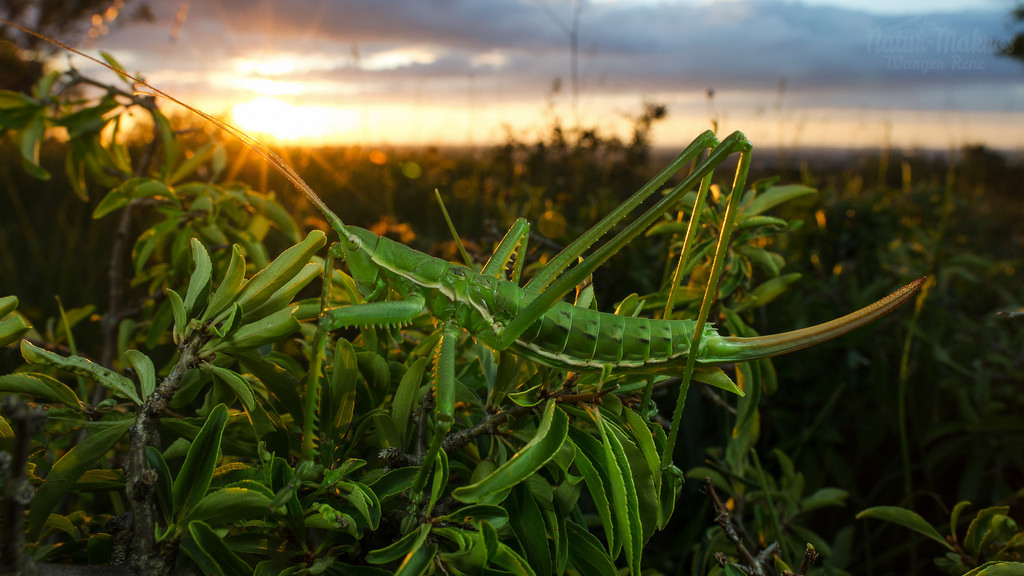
[511,301,710,371]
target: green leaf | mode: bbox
[55,96,119,139]
[174,404,229,519]
[0,313,31,348]
[125,350,156,400]
[437,525,491,573]
[92,185,131,219]
[268,457,304,536]
[735,214,789,231]
[0,373,81,406]
[152,108,179,178]
[99,51,131,82]
[235,230,327,314]
[0,295,18,317]
[566,521,618,576]
[182,486,272,526]
[508,383,545,407]
[328,338,359,436]
[342,481,382,530]
[327,565,392,576]
[45,513,81,539]
[202,305,301,354]
[724,564,748,576]
[201,245,246,324]
[168,140,217,185]
[800,487,849,514]
[856,506,953,550]
[74,468,124,491]
[951,500,972,542]
[248,194,301,242]
[452,400,569,503]
[962,562,1024,576]
[201,365,255,411]
[569,436,616,552]
[743,184,816,216]
[692,365,744,396]
[20,340,141,404]
[395,542,436,576]
[28,419,132,540]
[240,262,322,323]
[0,94,40,134]
[623,407,661,493]
[184,238,213,317]
[964,506,1012,557]
[438,505,509,529]
[508,483,551,576]
[481,520,500,563]
[147,447,175,525]
[605,418,658,544]
[186,521,252,576]
[491,541,537,576]
[167,288,187,341]
[368,466,418,502]
[392,357,427,448]
[659,465,683,530]
[367,524,431,564]
[599,412,643,575]
[200,365,278,440]
[732,273,802,313]
[20,113,50,180]
[428,448,449,516]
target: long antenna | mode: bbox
[0,18,346,233]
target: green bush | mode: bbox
[0,51,1021,576]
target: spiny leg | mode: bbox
[482,218,530,283]
[524,130,718,293]
[639,157,717,415]
[500,131,752,348]
[661,140,754,469]
[321,292,426,330]
[660,164,716,319]
[409,318,461,511]
[300,243,343,461]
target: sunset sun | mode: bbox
[231,97,359,144]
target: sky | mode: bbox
[65,0,1024,150]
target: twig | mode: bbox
[413,388,435,460]
[125,334,206,573]
[382,386,617,470]
[0,395,47,574]
[699,383,738,415]
[705,477,767,576]
[787,545,819,576]
[441,386,616,455]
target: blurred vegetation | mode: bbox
[0,0,152,91]
[0,49,1022,576]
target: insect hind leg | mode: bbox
[498,131,752,349]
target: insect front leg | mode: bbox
[320,292,427,331]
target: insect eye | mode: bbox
[345,235,360,251]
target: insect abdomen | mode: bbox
[514,302,704,371]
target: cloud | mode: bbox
[91,0,1022,112]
